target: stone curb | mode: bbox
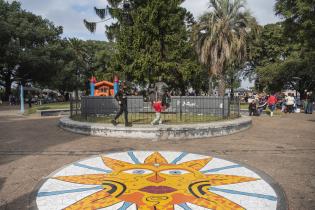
[59,116,252,140]
[37,109,70,116]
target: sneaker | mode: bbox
[111,120,117,126]
[151,121,158,125]
[125,123,132,127]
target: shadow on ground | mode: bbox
[0,191,32,210]
[0,177,5,192]
[0,116,86,166]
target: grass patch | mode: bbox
[72,113,240,125]
[240,103,248,109]
[27,102,70,115]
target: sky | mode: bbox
[8,0,280,88]
[9,0,280,41]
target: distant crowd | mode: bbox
[247,91,314,117]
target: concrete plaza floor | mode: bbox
[0,105,314,209]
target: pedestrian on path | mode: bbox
[151,100,163,125]
[112,81,131,127]
[27,92,32,108]
[285,93,295,113]
[306,91,314,114]
[267,93,277,117]
[257,95,267,116]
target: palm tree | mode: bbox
[193,0,257,96]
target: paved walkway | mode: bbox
[0,106,314,209]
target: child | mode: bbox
[267,93,277,117]
[248,100,257,116]
[151,100,163,125]
[257,97,267,116]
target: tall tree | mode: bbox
[49,39,115,96]
[0,0,62,99]
[275,0,315,51]
[85,0,204,93]
[193,0,257,96]
[250,0,315,94]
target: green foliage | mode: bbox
[98,0,204,93]
[275,0,315,50]
[0,0,115,98]
[256,52,315,93]
[193,0,258,96]
[0,0,62,99]
[50,39,115,94]
[250,0,315,94]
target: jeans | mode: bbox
[306,102,314,114]
[304,100,308,113]
[115,103,128,125]
[268,104,276,112]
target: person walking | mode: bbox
[257,96,267,116]
[27,92,32,108]
[112,81,130,126]
[9,94,13,106]
[151,100,163,125]
[306,91,314,114]
[267,93,277,117]
[303,90,309,113]
[285,93,295,113]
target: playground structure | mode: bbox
[90,76,119,97]
[94,80,114,96]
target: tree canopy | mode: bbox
[86,0,206,93]
[0,0,62,99]
[249,0,315,95]
[1,0,314,100]
[0,0,114,100]
[192,0,258,96]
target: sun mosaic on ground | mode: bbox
[36,151,278,210]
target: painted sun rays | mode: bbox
[36,151,278,210]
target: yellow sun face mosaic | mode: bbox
[36,151,279,210]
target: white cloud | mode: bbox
[182,0,280,25]
[8,0,280,40]
[8,0,110,40]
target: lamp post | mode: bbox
[20,82,24,114]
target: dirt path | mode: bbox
[0,107,314,209]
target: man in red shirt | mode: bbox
[267,93,277,117]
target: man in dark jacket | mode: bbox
[112,81,130,126]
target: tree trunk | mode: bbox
[230,77,234,99]
[4,74,12,101]
[208,76,213,96]
[218,74,225,96]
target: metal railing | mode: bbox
[70,96,240,124]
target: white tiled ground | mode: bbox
[36,151,279,210]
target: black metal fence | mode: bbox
[70,96,240,124]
